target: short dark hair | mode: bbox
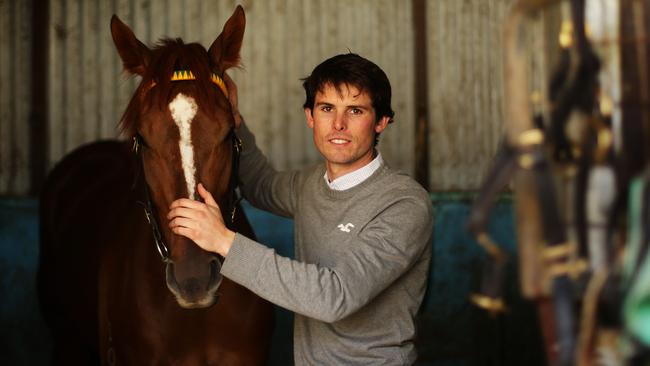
[302,53,395,125]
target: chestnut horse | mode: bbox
[38,6,273,365]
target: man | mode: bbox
[168,53,432,365]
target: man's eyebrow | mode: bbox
[315,101,333,107]
[347,104,370,110]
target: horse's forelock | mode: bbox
[118,39,226,139]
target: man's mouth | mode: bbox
[329,138,350,145]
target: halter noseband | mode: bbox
[133,69,240,263]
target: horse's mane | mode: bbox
[119,39,225,138]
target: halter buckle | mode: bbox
[132,136,140,154]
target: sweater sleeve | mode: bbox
[236,121,298,218]
[220,193,433,323]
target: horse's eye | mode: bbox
[134,134,149,150]
[139,80,156,99]
[146,80,157,91]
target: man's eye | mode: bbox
[321,106,332,112]
[350,108,362,115]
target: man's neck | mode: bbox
[325,152,382,190]
[326,150,377,182]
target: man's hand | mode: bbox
[223,72,241,128]
[168,183,235,256]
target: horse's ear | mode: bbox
[208,5,245,71]
[111,15,151,76]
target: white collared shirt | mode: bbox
[324,153,383,191]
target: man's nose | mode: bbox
[333,113,346,131]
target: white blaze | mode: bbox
[169,93,198,199]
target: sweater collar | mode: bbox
[324,153,383,191]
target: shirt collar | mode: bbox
[324,152,383,191]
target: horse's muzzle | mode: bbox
[165,258,223,309]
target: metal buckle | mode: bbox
[476,232,507,262]
[132,136,140,154]
[234,136,242,154]
[542,242,588,281]
[470,293,507,315]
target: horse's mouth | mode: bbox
[175,292,220,309]
[165,260,223,309]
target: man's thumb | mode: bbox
[198,183,217,206]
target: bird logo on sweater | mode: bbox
[337,223,355,232]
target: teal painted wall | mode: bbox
[417,194,545,365]
[0,199,52,365]
[0,195,544,365]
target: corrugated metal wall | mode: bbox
[45,0,415,178]
[0,0,33,195]
[427,0,513,190]
[1,0,562,195]
[426,0,561,189]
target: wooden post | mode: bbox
[29,0,49,195]
[413,0,430,190]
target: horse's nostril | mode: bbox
[165,262,179,288]
[182,278,202,297]
[165,262,183,298]
[208,259,223,292]
[165,259,222,307]
[210,258,222,279]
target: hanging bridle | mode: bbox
[132,70,241,263]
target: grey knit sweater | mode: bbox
[221,124,433,365]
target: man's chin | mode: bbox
[322,153,354,166]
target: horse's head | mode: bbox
[110,6,245,308]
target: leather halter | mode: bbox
[132,131,242,263]
[146,70,229,98]
[132,69,241,263]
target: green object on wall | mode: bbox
[623,177,650,346]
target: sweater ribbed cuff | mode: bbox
[221,233,266,288]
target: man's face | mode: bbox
[305,83,389,181]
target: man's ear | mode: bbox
[305,108,315,129]
[375,116,390,133]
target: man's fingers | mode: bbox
[198,183,218,206]
[171,225,195,241]
[223,72,238,103]
[169,198,203,210]
[168,216,196,230]
[222,72,241,127]
[167,206,201,221]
